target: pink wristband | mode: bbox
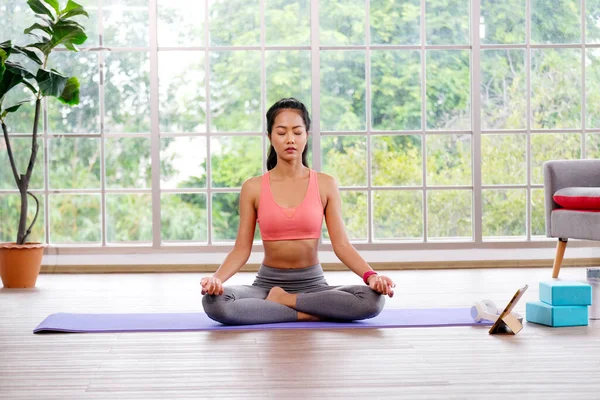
[363,270,378,285]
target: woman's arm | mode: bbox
[323,174,370,277]
[202,178,258,294]
[322,174,395,296]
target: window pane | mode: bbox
[49,194,101,243]
[0,0,99,47]
[103,0,148,47]
[159,52,206,133]
[161,193,207,242]
[370,0,420,45]
[372,135,422,186]
[426,134,472,185]
[77,0,100,47]
[531,0,580,44]
[211,136,262,188]
[371,51,421,131]
[482,189,526,239]
[586,0,600,43]
[481,50,526,130]
[586,50,600,128]
[105,138,151,189]
[481,134,526,185]
[323,191,367,241]
[0,193,45,243]
[158,0,204,47]
[426,0,470,45]
[104,52,150,133]
[480,0,525,44]
[373,190,422,240]
[48,52,100,134]
[266,51,311,113]
[210,51,261,132]
[532,49,581,129]
[321,136,367,187]
[320,0,365,45]
[0,0,36,46]
[2,86,35,134]
[266,0,310,45]
[427,190,472,240]
[1,138,44,190]
[49,138,101,190]
[212,192,240,242]
[209,0,259,46]
[106,194,152,243]
[320,51,365,131]
[587,133,600,159]
[426,50,471,130]
[160,137,207,189]
[531,188,546,237]
[531,133,581,185]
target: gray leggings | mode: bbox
[202,264,385,325]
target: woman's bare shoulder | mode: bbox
[241,175,263,202]
[315,172,339,197]
[242,175,262,192]
[316,171,338,187]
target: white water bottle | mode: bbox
[587,268,600,320]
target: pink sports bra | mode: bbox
[257,169,324,241]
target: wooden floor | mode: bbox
[1,267,599,399]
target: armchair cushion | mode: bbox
[553,187,600,210]
[551,209,600,240]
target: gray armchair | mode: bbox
[544,159,600,278]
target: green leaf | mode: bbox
[0,41,11,81]
[13,45,44,65]
[43,0,60,14]
[40,19,88,54]
[24,23,53,37]
[5,100,32,114]
[35,13,55,27]
[0,61,37,103]
[64,42,79,52]
[57,19,86,32]
[62,0,89,19]
[28,40,51,55]
[36,68,67,97]
[0,41,11,52]
[21,80,38,95]
[0,48,6,81]
[58,76,79,105]
[26,33,48,44]
[5,61,36,80]
[27,0,55,19]
[0,69,24,103]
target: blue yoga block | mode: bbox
[539,280,592,306]
[526,301,588,327]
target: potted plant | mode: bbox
[0,0,88,288]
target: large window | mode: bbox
[1,0,599,248]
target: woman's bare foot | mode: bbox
[266,287,320,322]
[266,286,296,308]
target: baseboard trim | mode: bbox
[40,258,600,274]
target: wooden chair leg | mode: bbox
[552,238,568,278]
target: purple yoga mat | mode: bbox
[33,308,492,334]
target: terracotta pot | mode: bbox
[0,242,47,288]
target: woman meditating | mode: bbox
[201,98,396,325]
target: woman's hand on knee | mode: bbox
[201,277,224,295]
[368,275,395,297]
